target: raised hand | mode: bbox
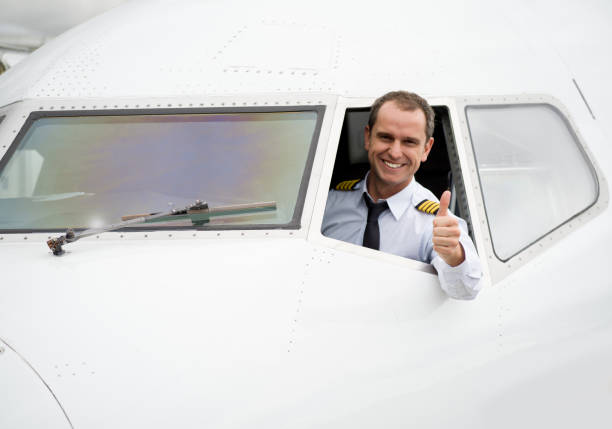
[432,190,465,267]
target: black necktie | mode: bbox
[362,194,389,250]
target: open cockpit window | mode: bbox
[0,108,323,231]
[327,105,475,240]
[466,103,599,261]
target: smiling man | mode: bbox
[321,91,482,299]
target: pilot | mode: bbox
[321,91,482,299]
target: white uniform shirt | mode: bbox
[321,174,482,299]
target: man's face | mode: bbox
[364,101,434,199]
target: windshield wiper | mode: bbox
[46,200,276,256]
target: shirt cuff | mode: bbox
[431,250,482,300]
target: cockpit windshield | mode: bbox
[0,108,322,231]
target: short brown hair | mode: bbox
[368,91,435,141]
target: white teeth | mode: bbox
[383,160,402,168]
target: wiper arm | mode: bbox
[46,200,276,256]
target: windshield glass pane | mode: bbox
[0,110,320,230]
[467,104,598,260]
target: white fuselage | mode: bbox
[0,1,611,428]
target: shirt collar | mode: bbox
[363,171,416,221]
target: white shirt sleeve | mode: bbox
[430,220,482,300]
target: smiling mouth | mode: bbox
[382,160,404,169]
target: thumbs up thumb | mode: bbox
[437,190,451,217]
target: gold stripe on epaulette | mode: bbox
[416,200,429,211]
[422,201,435,212]
[335,179,361,191]
[415,199,439,215]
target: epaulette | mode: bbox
[415,199,440,215]
[334,179,362,191]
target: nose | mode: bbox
[387,139,402,159]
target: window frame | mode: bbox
[309,96,484,277]
[456,94,608,283]
[0,98,328,234]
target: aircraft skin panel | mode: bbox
[0,239,317,427]
[1,227,611,427]
[0,0,603,111]
[0,339,72,429]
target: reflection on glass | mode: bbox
[0,111,319,229]
[467,104,598,260]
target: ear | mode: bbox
[421,137,434,162]
[364,125,371,151]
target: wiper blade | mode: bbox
[46,200,276,256]
[127,201,277,226]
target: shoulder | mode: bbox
[412,181,440,215]
[325,179,364,210]
[332,178,363,191]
